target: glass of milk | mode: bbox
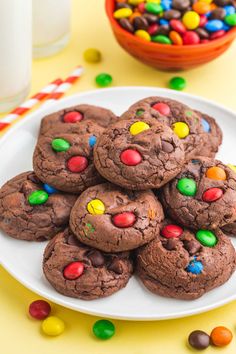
[0,0,32,113]
[33,0,71,58]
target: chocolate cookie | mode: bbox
[121,96,205,159]
[0,172,77,241]
[195,111,223,158]
[94,117,185,190]
[136,219,236,300]
[33,128,103,193]
[43,228,133,300]
[39,104,117,135]
[161,157,236,229]
[70,183,164,252]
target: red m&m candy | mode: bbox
[63,111,83,123]
[63,261,84,280]
[67,156,88,172]
[152,102,170,116]
[112,212,136,228]
[170,19,186,34]
[183,31,200,45]
[202,188,223,202]
[161,224,183,238]
[29,300,51,320]
[120,149,142,166]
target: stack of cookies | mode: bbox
[1,97,236,301]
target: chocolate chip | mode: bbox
[172,0,190,10]
[143,13,159,24]
[209,8,226,20]
[67,234,81,246]
[133,16,149,31]
[162,141,174,153]
[163,238,178,251]
[27,173,41,184]
[108,258,123,274]
[188,330,210,350]
[195,28,209,39]
[119,18,134,33]
[163,10,181,20]
[183,240,201,255]
[87,250,105,267]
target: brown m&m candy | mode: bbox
[188,330,210,350]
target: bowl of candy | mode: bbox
[105,0,236,71]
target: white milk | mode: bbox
[33,0,71,58]
[0,0,32,113]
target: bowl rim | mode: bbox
[105,0,236,51]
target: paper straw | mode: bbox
[42,66,84,108]
[0,78,63,132]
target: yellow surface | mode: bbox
[1,0,236,353]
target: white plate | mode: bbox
[0,87,236,321]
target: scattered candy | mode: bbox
[210,326,233,347]
[41,316,65,336]
[112,212,136,228]
[161,224,183,238]
[129,121,150,135]
[188,330,210,350]
[83,48,102,63]
[120,149,142,166]
[51,138,70,152]
[169,77,186,91]
[29,300,51,320]
[89,135,97,147]
[186,257,203,274]
[202,187,223,202]
[87,199,106,215]
[67,156,88,173]
[95,73,113,87]
[172,122,190,138]
[63,261,84,280]
[177,178,197,196]
[206,166,226,180]
[113,0,236,45]
[28,190,49,205]
[63,111,83,123]
[196,230,217,247]
[93,319,115,340]
[43,184,57,194]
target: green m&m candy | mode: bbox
[92,319,115,340]
[95,73,113,87]
[136,109,145,116]
[51,138,70,152]
[28,190,49,205]
[145,2,163,14]
[152,34,172,45]
[169,76,186,91]
[196,230,217,247]
[225,14,236,26]
[177,178,197,196]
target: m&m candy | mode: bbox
[169,77,186,91]
[161,224,183,238]
[63,261,84,280]
[83,48,102,63]
[51,138,70,152]
[186,257,203,274]
[188,330,210,350]
[63,111,83,123]
[93,319,115,340]
[112,212,136,228]
[172,122,190,138]
[177,178,197,196]
[206,166,226,180]
[43,184,57,194]
[29,300,51,320]
[196,229,217,247]
[202,187,223,202]
[87,199,106,215]
[67,156,88,173]
[41,316,65,336]
[113,0,236,46]
[210,326,233,347]
[89,135,97,147]
[28,190,49,205]
[96,73,113,87]
[120,149,142,166]
[129,121,150,135]
[152,102,170,115]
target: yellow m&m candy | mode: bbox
[135,30,151,41]
[42,316,65,336]
[129,121,150,135]
[172,122,190,139]
[182,11,200,30]
[87,199,105,215]
[113,8,133,19]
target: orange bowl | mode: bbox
[105,0,236,71]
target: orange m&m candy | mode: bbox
[206,166,226,180]
[210,326,233,347]
[193,1,211,14]
[169,31,183,45]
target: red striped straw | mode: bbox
[0,78,63,132]
[42,66,84,107]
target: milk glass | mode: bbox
[33,0,71,58]
[0,0,32,113]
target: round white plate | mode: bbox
[0,87,236,321]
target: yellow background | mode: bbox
[1,0,236,353]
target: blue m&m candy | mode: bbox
[159,19,169,25]
[43,184,57,194]
[89,135,97,147]
[224,5,235,16]
[205,19,224,32]
[186,257,203,275]
[201,118,211,133]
